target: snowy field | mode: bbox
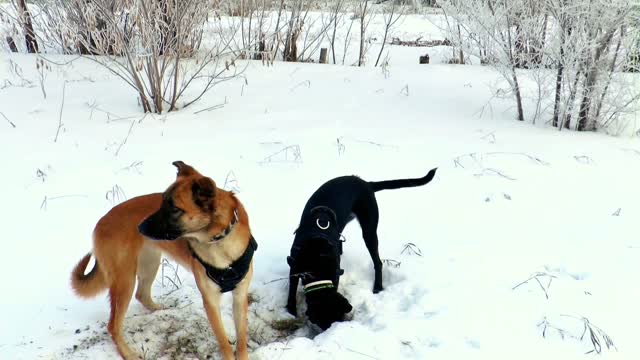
[1,9,640,360]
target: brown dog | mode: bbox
[71,161,257,360]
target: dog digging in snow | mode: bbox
[286,168,438,330]
[70,161,257,360]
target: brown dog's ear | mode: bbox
[172,161,196,177]
[192,177,216,210]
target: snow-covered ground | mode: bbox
[1,10,640,360]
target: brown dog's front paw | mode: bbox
[236,348,249,360]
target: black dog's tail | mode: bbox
[368,168,437,192]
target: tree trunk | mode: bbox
[17,0,38,53]
[595,28,624,123]
[6,36,18,52]
[330,2,340,64]
[505,13,522,121]
[577,26,618,131]
[563,70,582,130]
[512,69,524,121]
[514,22,525,68]
[283,1,300,62]
[374,16,391,67]
[552,34,565,128]
[552,59,564,128]
[358,0,368,67]
[457,24,464,64]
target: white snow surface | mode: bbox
[1,13,640,360]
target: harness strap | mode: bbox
[190,236,258,293]
[303,280,335,294]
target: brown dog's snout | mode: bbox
[138,209,183,240]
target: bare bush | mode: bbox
[38,0,245,113]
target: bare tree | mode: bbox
[357,0,371,66]
[283,0,304,61]
[439,0,528,121]
[375,0,404,67]
[544,0,635,131]
[328,0,346,64]
[15,0,38,53]
[341,11,356,65]
[575,8,630,131]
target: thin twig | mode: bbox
[54,82,66,143]
[512,272,557,299]
[115,115,145,156]
[344,347,380,360]
[40,194,88,210]
[0,112,16,128]
[263,272,312,285]
[193,97,228,114]
[289,80,311,92]
[474,168,516,181]
[259,145,303,165]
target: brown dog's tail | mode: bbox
[71,253,107,298]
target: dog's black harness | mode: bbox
[188,209,256,292]
[190,236,258,293]
[288,206,345,281]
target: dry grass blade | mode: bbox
[259,145,303,165]
[559,315,617,354]
[401,243,422,256]
[0,111,16,128]
[54,81,66,142]
[382,259,401,268]
[512,271,557,299]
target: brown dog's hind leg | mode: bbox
[232,264,252,360]
[135,243,163,311]
[107,274,139,360]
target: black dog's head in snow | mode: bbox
[304,286,353,330]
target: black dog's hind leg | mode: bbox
[286,265,299,316]
[354,192,384,293]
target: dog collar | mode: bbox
[303,280,335,294]
[190,235,258,293]
[209,209,239,242]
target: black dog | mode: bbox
[286,168,438,330]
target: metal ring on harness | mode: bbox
[316,218,330,230]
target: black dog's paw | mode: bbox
[286,303,297,316]
[373,285,383,294]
